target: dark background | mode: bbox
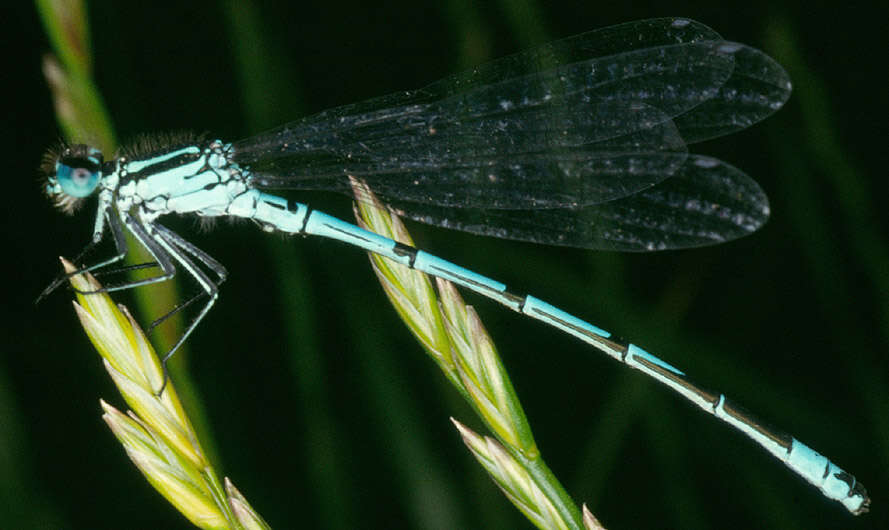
[5,1,887,529]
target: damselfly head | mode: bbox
[41,144,104,214]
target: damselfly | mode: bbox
[40,18,868,514]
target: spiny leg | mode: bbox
[91,261,160,279]
[146,225,227,333]
[96,213,178,293]
[37,211,130,303]
[148,224,225,395]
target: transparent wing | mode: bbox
[383,155,769,251]
[232,17,789,249]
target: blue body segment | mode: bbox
[523,296,611,342]
[250,189,870,514]
[626,343,684,375]
[414,252,509,300]
[41,17,868,515]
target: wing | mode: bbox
[232,18,788,249]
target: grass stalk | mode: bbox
[352,178,599,529]
[64,259,268,530]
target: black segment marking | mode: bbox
[393,243,418,267]
[609,334,629,349]
[299,205,312,233]
[426,263,501,295]
[503,291,526,310]
[632,354,724,406]
[839,474,868,513]
[604,335,631,359]
[836,471,854,485]
[323,221,378,245]
[721,397,792,449]
[527,305,615,345]
[127,151,201,182]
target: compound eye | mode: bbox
[57,159,100,197]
